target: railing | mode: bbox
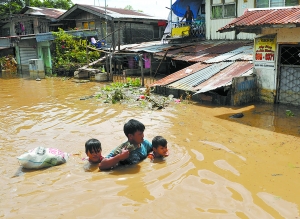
[171,19,205,38]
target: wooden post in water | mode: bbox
[86,37,89,66]
[139,54,144,87]
[118,21,121,52]
[106,53,109,81]
[110,53,113,81]
[150,53,153,79]
[111,19,115,52]
[154,50,168,77]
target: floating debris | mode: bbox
[80,95,94,100]
[229,113,244,118]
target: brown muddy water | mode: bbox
[0,76,299,219]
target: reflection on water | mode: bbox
[218,103,300,137]
[0,77,299,218]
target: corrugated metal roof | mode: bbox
[193,62,254,93]
[203,41,248,54]
[154,41,253,62]
[204,45,253,63]
[20,7,66,19]
[82,4,153,17]
[167,62,233,91]
[219,6,300,33]
[172,52,208,62]
[189,53,219,62]
[123,42,174,53]
[58,4,166,21]
[152,62,210,86]
[227,53,253,61]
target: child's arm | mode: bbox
[147,153,154,161]
[99,148,129,170]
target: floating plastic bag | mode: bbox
[17,146,70,169]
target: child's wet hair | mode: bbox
[152,136,167,149]
[123,119,145,137]
[85,138,101,154]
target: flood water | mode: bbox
[0,76,299,219]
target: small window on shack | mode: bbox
[256,0,298,8]
[211,0,236,19]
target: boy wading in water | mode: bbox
[99,119,152,170]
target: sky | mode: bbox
[72,0,172,19]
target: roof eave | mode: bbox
[218,26,263,34]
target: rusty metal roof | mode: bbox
[193,62,254,93]
[152,62,209,86]
[20,7,66,19]
[80,4,153,17]
[167,62,233,91]
[59,4,165,21]
[131,40,254,93]
[219,6,300,33]
[204,45,253,63]
[189,53,219,62]
[154,41,252,62]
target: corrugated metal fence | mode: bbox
[231,75,258,106]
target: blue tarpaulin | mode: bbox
[171,0,202,18]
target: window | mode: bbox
[211,0,236,19]
[82,21,96,30]
[256,0,298,8]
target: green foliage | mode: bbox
[0,0,24,16]
[52,28,100,71]
[285,110,294,117]
[124,5,133,10]
[28,0,73,9]
[111,89,124,104]
[99,78,143,104]
[43,0,73,9]
[125,77,141,87]
[95,93,102,99]
[0,0,73,16]
[102,85,112,91]
[0,55,17,73]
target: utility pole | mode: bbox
[170,0,172,34]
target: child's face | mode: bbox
[128,130,144,145]
[153,145,168,157]
[86,149,103,163]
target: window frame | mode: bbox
[211,0,237,19]
[256,0,299,8]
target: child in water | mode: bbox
[85,138,103,163]
[147,136,169,161]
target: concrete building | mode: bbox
[219,6,300,106]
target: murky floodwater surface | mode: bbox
[0,77,299,219]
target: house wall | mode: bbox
[206,0,256,40]
[37,41,52,74]
[16,39,38,74]
[262,27,300,43]
[75,13,98,28]
[71,11,162,45]
[122,23,158,44]
[258,27,300,104]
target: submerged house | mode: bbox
[0,4,167,75]
[0,6,67,74]
[57,4,167,47]
[147,0,300,106]
[218,4,300,106]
